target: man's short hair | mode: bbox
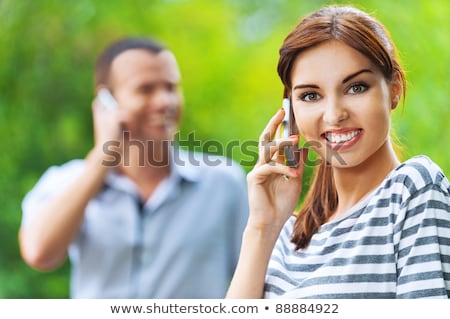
[94,37,166,88]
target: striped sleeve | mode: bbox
[394,159,450,298]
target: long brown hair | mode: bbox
[277,5,406,250]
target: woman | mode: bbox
[227,5,450,298]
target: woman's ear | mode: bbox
[391,73,403,110]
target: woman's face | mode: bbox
[290,40,400,168]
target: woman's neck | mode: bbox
[331,140,400,218]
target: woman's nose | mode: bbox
[322,97,348,125]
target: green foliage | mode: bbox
[0,0,448,298]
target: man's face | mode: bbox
[109,49,182,141]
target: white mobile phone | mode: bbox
[97,88,118,111]
[282,98,299,168]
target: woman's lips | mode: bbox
[321,128,363,150]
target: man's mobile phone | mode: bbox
[97,88,118,111]
[281,98,299,168]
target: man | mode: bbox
[19,37,248,298]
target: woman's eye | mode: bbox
[348,83,368,94]
[301,92,320,102]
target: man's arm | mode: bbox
[19,94,125,271]
[19,147,110,271]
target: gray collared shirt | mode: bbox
[22,149,249,298]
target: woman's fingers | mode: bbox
[259,108,285,140]
[294,147,309,175]
[258,108,301,165]
[260,135,299,165]
[249,161,300,182]
[250,147,309,179]
[259,108,285,146]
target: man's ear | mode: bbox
[391,73,403,110]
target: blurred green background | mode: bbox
[0,0,448,298]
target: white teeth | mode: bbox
[149,116,175,126]
[325,130,360,143]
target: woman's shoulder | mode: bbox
[398,155,445,175]
[389,155,449,192]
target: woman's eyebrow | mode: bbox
[342,68,373,84]
[293,83,320,90]
[293,68,374,90]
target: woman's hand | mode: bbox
[247,108,308,232]
[226,107,308,299]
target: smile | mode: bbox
[320,128,363,151]
[147,114,177,126]
[324,129,362,144]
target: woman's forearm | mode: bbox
[226,221,283,298]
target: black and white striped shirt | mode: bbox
[264,156,450,298]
